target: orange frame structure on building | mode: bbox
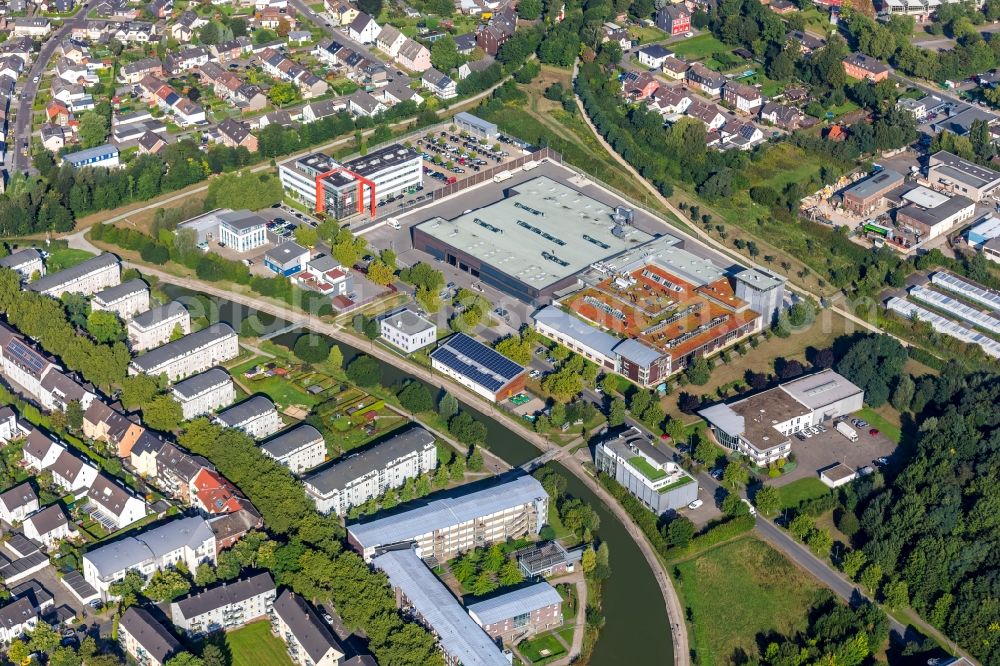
[314,167,377,217]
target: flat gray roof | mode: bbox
[467,581,562,627]
[131,323,235,373]
[414,176,652,290]
[929,150,1000,189]
[380,307,436,337]
[372,547,509,666]
[843,169,904,200]
[778,369,862,410]
[347,475,545,551]
[532,305,619,359]
[304,427,432,495]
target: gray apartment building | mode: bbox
[127,301,192,352]
[27,253,120,298]
[129,323,239,382]
[170,572,277,636]
[171,368,236,420]
[213,396,282,440]
[260,424,327,474]
[118,606,183,666]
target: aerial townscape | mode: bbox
[0,0,998,661]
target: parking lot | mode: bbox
[770,416,897,488]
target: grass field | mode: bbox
[227,621,293,666]
[857,406,902,444]
[46,248,96,272]
[775,477,831,511]
[629,24,668,44]
[518,632,567,665]
[671,34,730,60]
[675,537,824,666]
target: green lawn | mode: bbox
[674,537,824,666]
[46,247,96,273]
[775,477,831,511]
[828,100,861,118]
[857,406,902,444]
[671,34,730,60]
[629,24,668,44]
[227,621,293,666]
[242,374,317,410]
[518,632,567,665]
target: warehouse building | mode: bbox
[411,176,653,304]
[700,369,864,466]
[894,186,975,242]
[278,144,422,218]
[595,426,698,515]
[927,150,1000,201]
[454,111,498,139]
[347,474,548,562]
[129,323,239,382]
[28,253,120,298]
[430,333,526,402]
[840,169,904,216]
[303,427,436,515]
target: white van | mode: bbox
[387,217,401,230]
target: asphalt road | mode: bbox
[10,0,100,175]
[286,0,386,69]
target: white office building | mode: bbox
[595,426,698,515]
[170,368,236,420]
[260,424,326,474]
[128,302,192,352]
[217,212,268,253]
[82,516,217,600]
[27,252,120,298]
[304,427,436,515]
[379,307,436,353]
[91,279,150,321]
[700,369,865,466]
[129,323,239,382]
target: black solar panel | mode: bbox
[431,348,505,392]
[444,334,522,379]
[7,339,49,377]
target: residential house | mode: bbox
[686,63,726,96]
[85,474,147,531]
[165,46,209,74]
[41,125,66,153]
[475,8,516,56]
[0,326,97,413]
[661,57,689,80]
[648,87,691,116]
[375,25,406,57]
[138,131,167,155]
[50,449,99,493]
[421,68,456,99]
[759,101,803,129]
[723,81,763,113]
[0,482,38,525]
[20,429,65,472]
[347,12,380,43]
[216,118,258,152]
[12,18,52,38]
[301,98,347,123]
[190,468,245,515]
[655,5,690,35]
[148,0,172,18]
[842,52,889,82]
[379,308,436,353]
[685,99,727,130]
[637,44,673,69]
[22,504,78,548]
[622,71,659,100]
[347,90,386,117]
[457,58,492,80]
[81,401,144,457]
[120,57,162,85]
[170,11,207,42]
[0,597,37,643]
[467,582,563,645]
[785,29,825,55]
[396,38,430,72]
[601,22,631,50]
[720,120,764,150]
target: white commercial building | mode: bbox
[379,307,437,353]
[217,212,268,253]
[170,572,276,636]
[27,252,120,298]
[127,302,192,352]
[260,424,326,474]
[303,427,436,515]
[91,279,150,321]
[82,516,217,600]
[278,144,422,217]
[700,369,865,466]
[170,368,235,420]
[213,396,282,440]
[129,323,239,382]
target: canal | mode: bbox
[162,286,674,665]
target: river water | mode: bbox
[162,286,674,665]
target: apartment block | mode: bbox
[304,428,436,515]
[213,396,281,440]
[170,573,276,636]
[171,368,236,420]
[129,323,239,382]
[0,248,45,281]
[27,252,120,298]
[271,590,345,666]
[467,582,563,645]
[118,606,182,666]
[0,324,96,412]
[91,279,150,320]
[260,424,327,474]
[128,302,192,352]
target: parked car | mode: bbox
[687,499,703,510]
[869,428,880,436]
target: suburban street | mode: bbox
[9,0,101,175]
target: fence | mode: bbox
[430,147,564,200]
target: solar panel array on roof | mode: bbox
[930,271,1000,311]
[910,285,1000,335]
[6,339,50,377]
[430,334,523,393]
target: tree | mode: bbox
[835,334,906,407]
[397,381,433,413]
[66,400,84,431]
[449,411,487,445]
[195,563,218,587]
[253,27,279,44]
[467,445,485,471]
[120,374,157,410]
[346,355,381,386]
[754,485,780,516]
[27,623,60,655]
[205,171,283,211]
[693,437,720,467]
[789,514,814,541]
[86,310,123,343]
[518,0,542,18]
[366,259,395,286]
[431,35,463,72]
[882,577,909,608]
[294,334,331,363]
[201,645,228,666]
[859,563,883,593]
[841,549,867,578]
[357,0,382,15]
[807,528,833,556]
[498,558,524,585]
[294,225,318,248]
[144,568,191,602]
[607,397,626,427]
[581,546,597,573]
[143,394,183,432]
[472,570,497,596]
[665,516,695,548]
[722,492,750,517]
[483,544,505,571]
[7,639,30,666]
[722,460,748,489]
[328,344,343,369]
[439,392,459,420]
[448,452,466,481]
[78,111,109,148]
[890,373,915,411]
[166,653,205,666]
[686,356,712,385]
